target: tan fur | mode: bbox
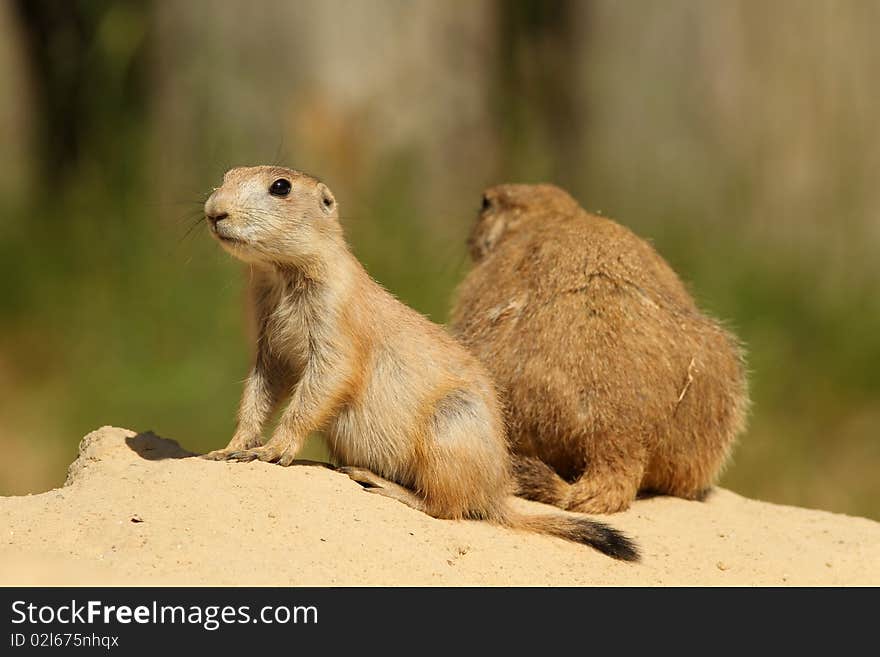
[451,184,749,514]
[199,166,638,560]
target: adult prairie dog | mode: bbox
[200,166,637,560]
[451,184,748,514]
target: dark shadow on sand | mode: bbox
[636,487,714,503]
[125,431,339,469]
[125,431,195,461]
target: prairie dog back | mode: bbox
[452,183,748,514]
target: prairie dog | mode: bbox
[451,184,748,514]
[200,166,637,560]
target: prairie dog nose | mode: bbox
[204,191,229,225]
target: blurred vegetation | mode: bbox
[0,0,877,520]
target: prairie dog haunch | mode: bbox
[200,166,637,560]
[451,184,749,514]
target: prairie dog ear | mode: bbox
[317,183,337,216]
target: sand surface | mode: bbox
[1,426,877,586]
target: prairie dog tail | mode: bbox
[500,509,639,561]
[512,455,571,507]
[339,465,637,560]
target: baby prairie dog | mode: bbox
[200,166,637,560]
[451,184,749,514]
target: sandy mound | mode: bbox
[1,426,877,586]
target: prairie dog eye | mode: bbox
[269,178,292,197]
[481,194,492,212]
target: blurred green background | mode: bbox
[0,0,878,520]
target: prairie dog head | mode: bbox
[468,183,580,261]
[204,166,340,266]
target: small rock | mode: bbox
[716,561,730,571]
[130,515,144,523]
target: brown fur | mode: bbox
[451,184,749,514]
[199,166,637,560]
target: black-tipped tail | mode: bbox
[568,518,639,562]
[513,513,639,562]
